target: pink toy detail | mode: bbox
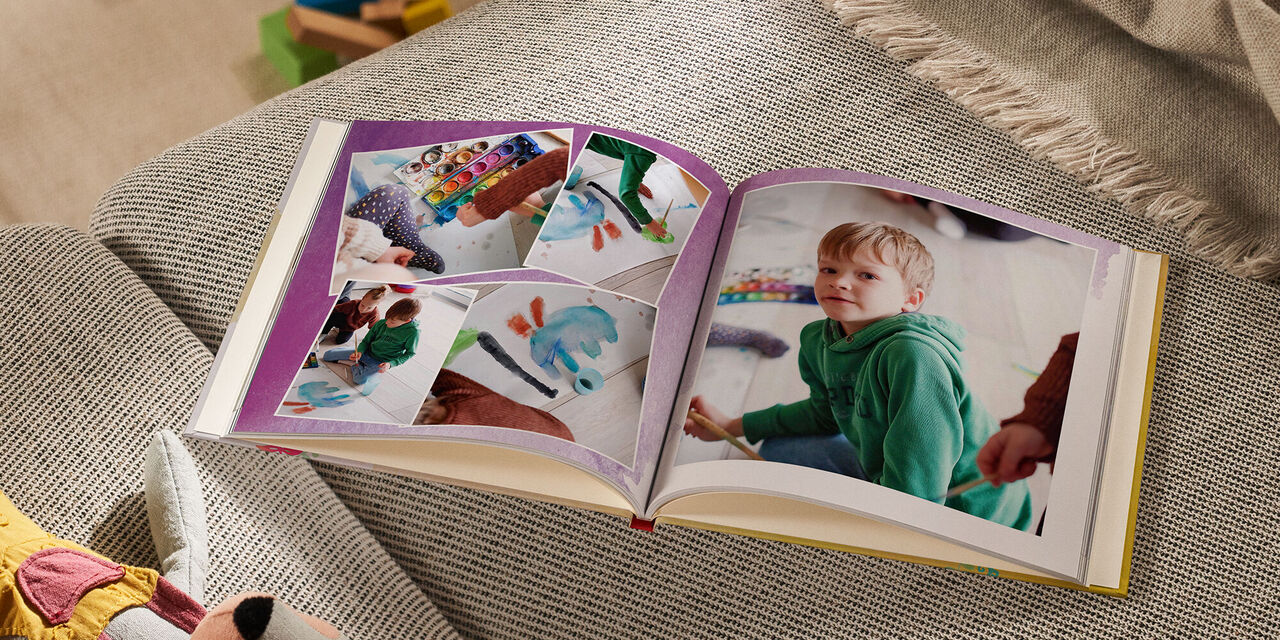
[16,548,124,624]
[146,575,207,633]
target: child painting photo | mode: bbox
[276,281,476,425]
[522,133,711,305]
[684,221,1032,530]
[322,296,422,396]
[330,129,572,293]
[677,182,1097,533]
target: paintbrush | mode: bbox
[659,199,673,227]
[687,409,765,461]
[939,474,998,500]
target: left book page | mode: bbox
[187,119,729,512]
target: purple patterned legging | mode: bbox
[345,184,445,273]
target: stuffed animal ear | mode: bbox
[144,431,209,601]
[191,592,345,640]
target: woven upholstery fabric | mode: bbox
[0,225,456,640]
[79,0,1280,637]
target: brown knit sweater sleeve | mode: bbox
[1001,332,1079,456]
[471,146,570,219]
[431,369,574,441]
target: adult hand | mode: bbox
[976,423,1054,486]
[376,246,414,266]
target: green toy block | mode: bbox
[259,7,339,87]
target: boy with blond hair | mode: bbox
[322,296,422,396]
[686,222,1032,530]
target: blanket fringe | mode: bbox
[828,0,1280,280]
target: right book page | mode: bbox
[647,170,1145,583]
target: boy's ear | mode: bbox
[901,288,925,312]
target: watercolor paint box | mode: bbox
[717,266,818,305]
[394,134,544,222]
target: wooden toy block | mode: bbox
[402,0,452,34]
[447,0,483,12]
[259,7,339,87]
[286,4,401,59]
[360,0,407,36]
[296,0,366,16]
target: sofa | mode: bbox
[4,1,1279,637]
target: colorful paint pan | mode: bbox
[400,133,547,216]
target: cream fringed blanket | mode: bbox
[828,0,1280,280]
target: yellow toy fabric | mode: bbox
[0,490,159,640]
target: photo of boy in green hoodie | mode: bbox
[684,222,1033,531]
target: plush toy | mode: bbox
[0,432,346,640]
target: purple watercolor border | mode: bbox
[233,120,729,493]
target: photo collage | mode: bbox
[278,127,710,469]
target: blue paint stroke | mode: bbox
[540,192,605,241]
[298,381,353,408]
[529,305,618,381]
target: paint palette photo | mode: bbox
[393,134,544,222]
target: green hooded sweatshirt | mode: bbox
[356,319,419,367]
[585,135,656,224]
[742,314,1032,531]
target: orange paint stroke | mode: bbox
[531,296,545,328]
[602,219,622,239]
[592,225,604,252]
[291,406,315,414]
[508,313,533,338]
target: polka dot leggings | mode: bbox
[345,184,445,273]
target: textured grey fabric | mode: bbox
[70,0,1280,637]
[0,225,456,640]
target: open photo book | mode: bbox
[187,119,1167,595]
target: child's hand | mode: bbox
[376,246,414,267]
[683,395,742,441]
[644,220,668,239]
[349,351,362,362]
[378,362,390,373]
[976,423,1054,486]
[455,203,488,227]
